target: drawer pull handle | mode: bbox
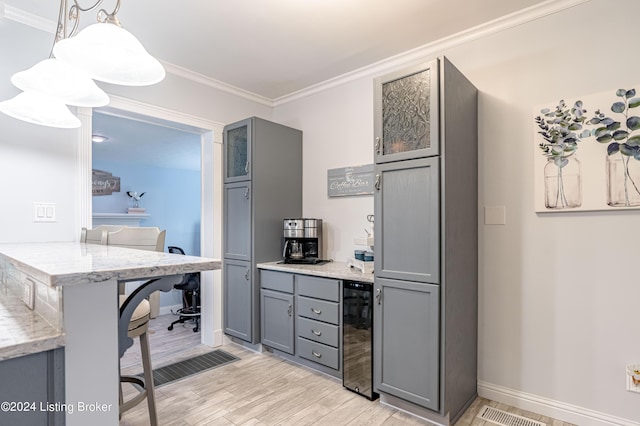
[311,329,322,336]
[288,304,292,317]
[312,351,322,358]
[311,308,322,315]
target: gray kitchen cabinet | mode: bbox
[373,57,478,423]
[0,348,65,426]
[260,289,294,354]
[223,259,253,341]
[374,278,439,410]
[258,268,343,378]
[223,181,252,261]
[374,157,439,284]
[223,117,302,344]
[374,59,440,163]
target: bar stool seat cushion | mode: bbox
[119,295,150,333]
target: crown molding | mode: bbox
[160,62,273,107]
[4,0,590,108]
[0,2,56,33]
[272,0,591,106]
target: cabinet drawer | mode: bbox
[297,317,339,347]
[297,275,340,301]
[260,270,294,293]
[297,337,339,370]
[297,296,339,325]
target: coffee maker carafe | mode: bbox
[282,219,324,264]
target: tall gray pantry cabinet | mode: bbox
[373,57,478,423]
[223,117,302,344]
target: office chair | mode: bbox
[167,246,201,333]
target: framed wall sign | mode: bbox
[92,169,120,196]
[327,164,375,197]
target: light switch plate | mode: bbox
[23,278,35,310]
[33,202,56,222]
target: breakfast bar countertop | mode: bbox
[257,260,374,283]
[0,242,220,361]
[0,241,220,287]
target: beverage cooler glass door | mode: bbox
[343,281,377,400]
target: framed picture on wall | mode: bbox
[533,84,640,213]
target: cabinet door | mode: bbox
[374,157,440,283]
[374,278,439,411]
[261,289,294,354]
[374,60,439,163]
[223,259,253,341]
[224,118,252,183]
[223,181,252,261]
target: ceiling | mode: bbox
[3,0,554,169]
[4,0,551,101]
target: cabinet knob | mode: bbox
[374,174,381,190]
[244,188,250,199]
[245,269,250,280]
[288,304,292,317]
[376,288,382,305]
[375,137,381,154]
[244,161,250,173]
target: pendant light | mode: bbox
[0,0,165,128]
[0,92,81,129]
[11,58,109,107]
[53,23,165,86]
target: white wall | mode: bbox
[274,0,640,423]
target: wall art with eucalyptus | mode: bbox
[533,84,640,212]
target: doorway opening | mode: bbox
[77,98,224,349]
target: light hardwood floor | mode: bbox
[119,314,574,426]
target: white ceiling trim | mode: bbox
[0,2,56,33]
[161,62,273,107]
[272,0,591,106]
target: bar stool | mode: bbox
[106,227,166,425]
[119,295,157,425]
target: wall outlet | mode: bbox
[627,365,640,393]
[23,278,35,310]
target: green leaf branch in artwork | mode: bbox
[534,99,590,167]
[589,88,640,205]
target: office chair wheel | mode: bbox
[168,324,174,331]
[193,326,198,333]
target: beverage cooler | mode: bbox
[342,280,378,400]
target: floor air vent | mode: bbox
[477,405,546,426]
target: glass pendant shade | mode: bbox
[0,91,81,128]
[53,23,165,86]
[10,58,109,107]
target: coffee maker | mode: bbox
[282,219,325,264]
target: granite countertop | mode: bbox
[0,288,64,361]
[257,260,374,283]
[0,241,221,361]
[0,242,221,287]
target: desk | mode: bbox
[0,242,220,426]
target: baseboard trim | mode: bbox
[478,381,640,426]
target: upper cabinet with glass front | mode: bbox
[374,59,439,163]
[224,118,252,182]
